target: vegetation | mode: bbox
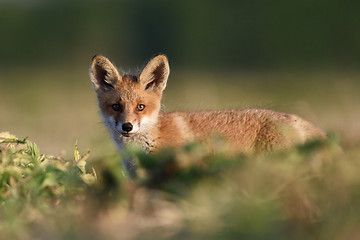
[1,131,359,240]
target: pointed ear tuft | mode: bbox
[139,54,170,93]
[89,55,121,91]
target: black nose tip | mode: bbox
[122,122,133,132]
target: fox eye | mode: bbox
[136,104,145,111]
[112,104,121,111]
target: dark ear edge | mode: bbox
[89,55,121,91]
[139,54,170,93]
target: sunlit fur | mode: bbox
[90,55,326,157]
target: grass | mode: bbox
[0,130,359,240]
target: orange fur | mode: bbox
[90,54,325,159]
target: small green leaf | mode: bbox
[73,141,90,174]
[74,140,81,162]
[27,142,41,164]
[80,174,96,185]
[77,159,86,174]
[41,173,58,188]
[0,132,27,144]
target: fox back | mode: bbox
[90,54,325,156]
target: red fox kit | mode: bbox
[90,54,325,156]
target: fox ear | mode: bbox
[90,55,120,91]
[139,54,170,93]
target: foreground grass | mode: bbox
[0,131,359,240]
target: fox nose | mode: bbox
[122,122,133,132]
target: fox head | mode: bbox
[90,54,170,137]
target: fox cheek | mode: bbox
[105,116,117,129]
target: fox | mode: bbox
[90,54,325,171]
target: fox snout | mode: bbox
[122,122,133,132]
[119,122,134,137]
[116,120,138,136]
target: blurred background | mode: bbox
[1,0,359,158]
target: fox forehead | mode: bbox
[113,75,144,102]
